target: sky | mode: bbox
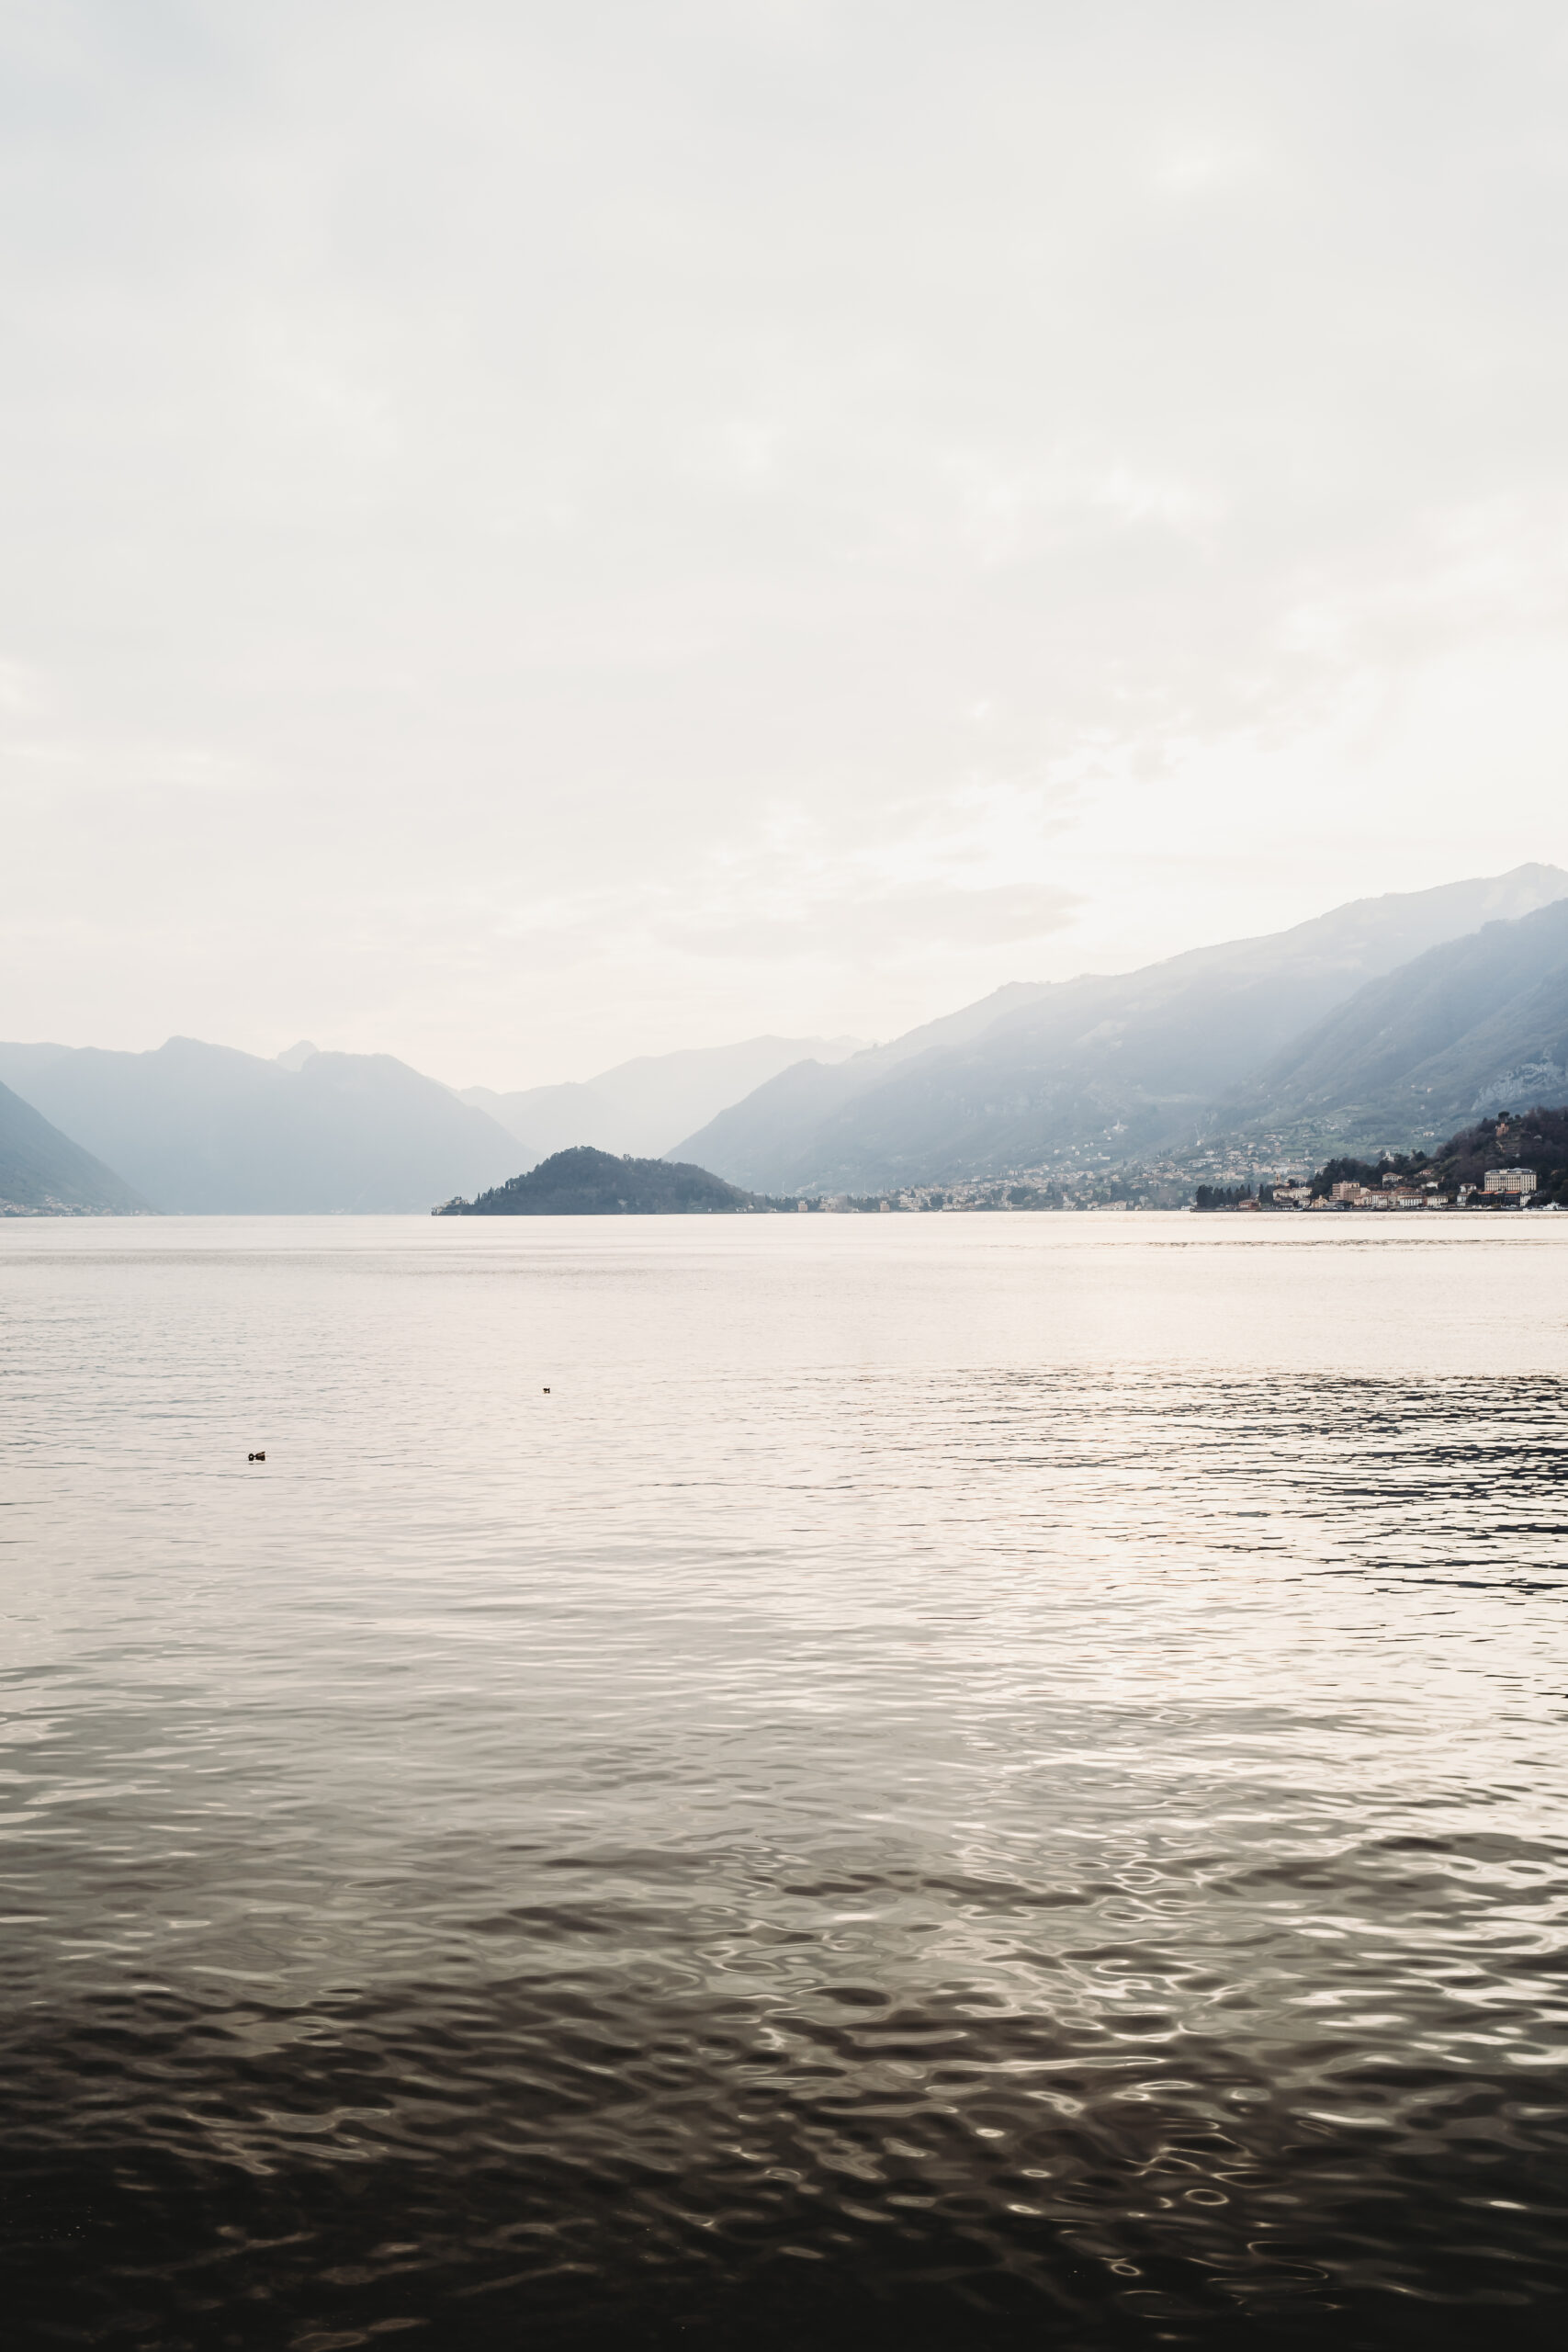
[4,0,1568,1088]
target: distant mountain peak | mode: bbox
[275,1040,320,1070]
[459,1034,873,1161]
[0,1036,521,1213]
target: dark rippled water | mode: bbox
[3,1215,1567,2349]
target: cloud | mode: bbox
[2,2,1566,1080]
[669,880,1085,963]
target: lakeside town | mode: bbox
[1203,1169,1541,1210]
[795,1168,1552,1212]
[791,1107,1568,1213]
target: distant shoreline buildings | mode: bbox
[1291,1168,1539,1210]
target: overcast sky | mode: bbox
[4,1,1567,1085]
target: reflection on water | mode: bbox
[2,1216,1566,2347]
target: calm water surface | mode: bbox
[2,1215,1566,2349]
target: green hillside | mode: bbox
[436,1145,766,1216]
[1305,1106,1568,1206]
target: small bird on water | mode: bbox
[248,1451,265,1463]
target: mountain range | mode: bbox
[1221,895,1568,1159]
[0,1038,521,1214]
[459,1034,864,1162]
[674,865,1568,1193]
[6,863,1567,1212]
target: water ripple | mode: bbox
[2,1216,1566,2346]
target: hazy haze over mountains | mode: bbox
[6,866,1568,1210]
[0,1032,865,1214]
[1225,898,1568,1157]
[676,866,1568,1193]
[0,1079,148,1215]
[0,1039,520,1215]
[460,1035,864,1163]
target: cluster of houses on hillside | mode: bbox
[1261,1170,1538,1211]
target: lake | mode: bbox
[2,1214,1566,2348]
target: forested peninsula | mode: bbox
[434,1145,770,1216]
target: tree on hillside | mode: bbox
[1426,1107,1568,1203]
[1303,1109,1568,1205]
